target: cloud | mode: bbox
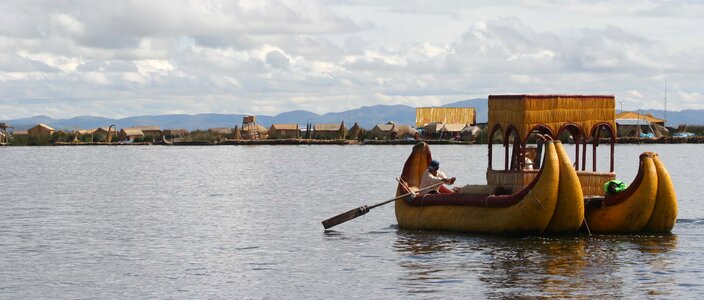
[265,50,291,69]
[0,1,703,120]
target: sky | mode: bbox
[1,0,703,120]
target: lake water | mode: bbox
[1,144,703,298]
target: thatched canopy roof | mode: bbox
[616,111,666,124]
[415,107,476,127]
[488,95,615,142]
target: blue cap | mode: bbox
[429,160,440,170]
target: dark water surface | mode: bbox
[1,144,702,298]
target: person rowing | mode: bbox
[419,160,456,195]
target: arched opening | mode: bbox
[589,123,616,172]
[487,124,504,170]
[557,124,585,171]
[523,125,553,170]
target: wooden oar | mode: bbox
[321,181,445,229]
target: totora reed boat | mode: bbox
[395,95,677,234]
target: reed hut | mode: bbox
[415,107,476,128]
[241,124,268,140]
[370,123,398,140]
[268,124,300,139]
[422,122,443,139]
[442,124,467,139]
[132,126,162,139]
[396,125,418,139]
[348,122,362,140]
[460,125,481,141]
[93,127,115,137]
[487,94,616,196]
[312,122,346,140]
[422,122,467,139]
[119,128,144,142]
[28,124,55,137]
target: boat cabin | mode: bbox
[486,95,617,196]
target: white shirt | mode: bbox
[524,157,534,170]
[419,169,447,195]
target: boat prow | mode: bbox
[644,154,678,232]
[545,141,585,233]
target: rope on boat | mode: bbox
[583,217,592,236]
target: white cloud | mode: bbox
[1,0,704,120]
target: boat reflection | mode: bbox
[393,231,678,298]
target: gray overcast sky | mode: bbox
[1,0,703,119]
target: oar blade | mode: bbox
[322,206,369,229]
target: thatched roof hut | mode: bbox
[268,124,300,139]
[396,124,418,139]
[119,128,144,141]
[312,122,346,139]
[28,124,55,137]
[416,107,476,127]
[131,126,162,137]
[241,124,268,140]
[370,123,398,140]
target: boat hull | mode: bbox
[545,141,585,233]
[395,141,560,234]
[585,153,658,233]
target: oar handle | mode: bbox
[367,181,445,210]
[321,181,446,229]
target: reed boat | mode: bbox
[396,94,677,235]
[395,140,560,234]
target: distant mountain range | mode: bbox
[2,98,702,130]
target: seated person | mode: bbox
[604,180,628,195]
[524,148,537,170]
[419,160,456,195]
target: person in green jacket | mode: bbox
[604,179,628,195]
